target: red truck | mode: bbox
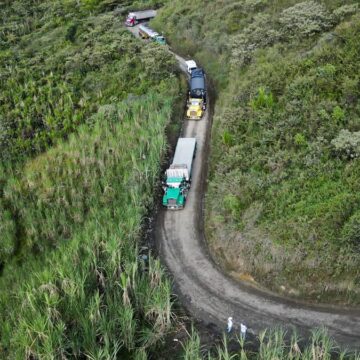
[125,10,157,27]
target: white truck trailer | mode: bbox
[162,138,197,209]
[138,24,166,45]
[125,10,157,27]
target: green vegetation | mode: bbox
[181,327,360,360]
[0,0,175,162]
[1,0,359,356]
[0,0,183,357]
[154,1,360,303]
[0,97,178,357]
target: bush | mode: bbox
[332,105,345,124]
[250,87,275,110]
[333,3,359,21]
[331,129,360,159]
[65,22,78,43]
[294,133,307,147]
[341,210,360,250]
[278,1,333,38]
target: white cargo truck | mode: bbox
[162,138,197,209]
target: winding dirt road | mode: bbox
[128,25,360,349]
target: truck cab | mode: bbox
[186,98,205,120]
[125,15,137,26]
[125,10,157,27]
[154,35,166,45]
[162,178,189,209]
[185,60,197,74]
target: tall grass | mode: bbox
[0,93,179,357]
[181,327,360,360]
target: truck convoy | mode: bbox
[162,138,197,209]
[186,67,206,119]
[125,10,157,27]
[138,24,166,45]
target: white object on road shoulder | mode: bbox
[227,317,233,333]
[240,323,247,338]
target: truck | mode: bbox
[162,138,197,209]
[190,68,206,101]
[138,24,166,45]
[125,10,157,27]
[186,97,205,120]
[185,60,197,74]
[186,68,206,119]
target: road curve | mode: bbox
[127,25,360,349]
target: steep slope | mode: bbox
[153,0,360,304]
[0,1,183,357]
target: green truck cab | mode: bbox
[154,35,166,45]
[139,24,166,45]
[162,177,190,209]
[162,186,185,209]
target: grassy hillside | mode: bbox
[153,1,360,304]
[0,0,184,357]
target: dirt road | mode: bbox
[128,24,360,348]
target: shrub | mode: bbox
[222,130,234,147]
[294,133,307,147]
[230,14,280,67]
[332,105,345,124]
[198,2,360,303]
[333,3,359,21]
[341,210,360,250]
[316,64,336,79]
[331,129,360,159]
[223,194,241,218]
[65,22,78,43]
[278,1,333,38]
[250,87,275,110]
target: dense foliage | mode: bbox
[154,1,360,303]
[0,0,183,357]
[0,0,174,162]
